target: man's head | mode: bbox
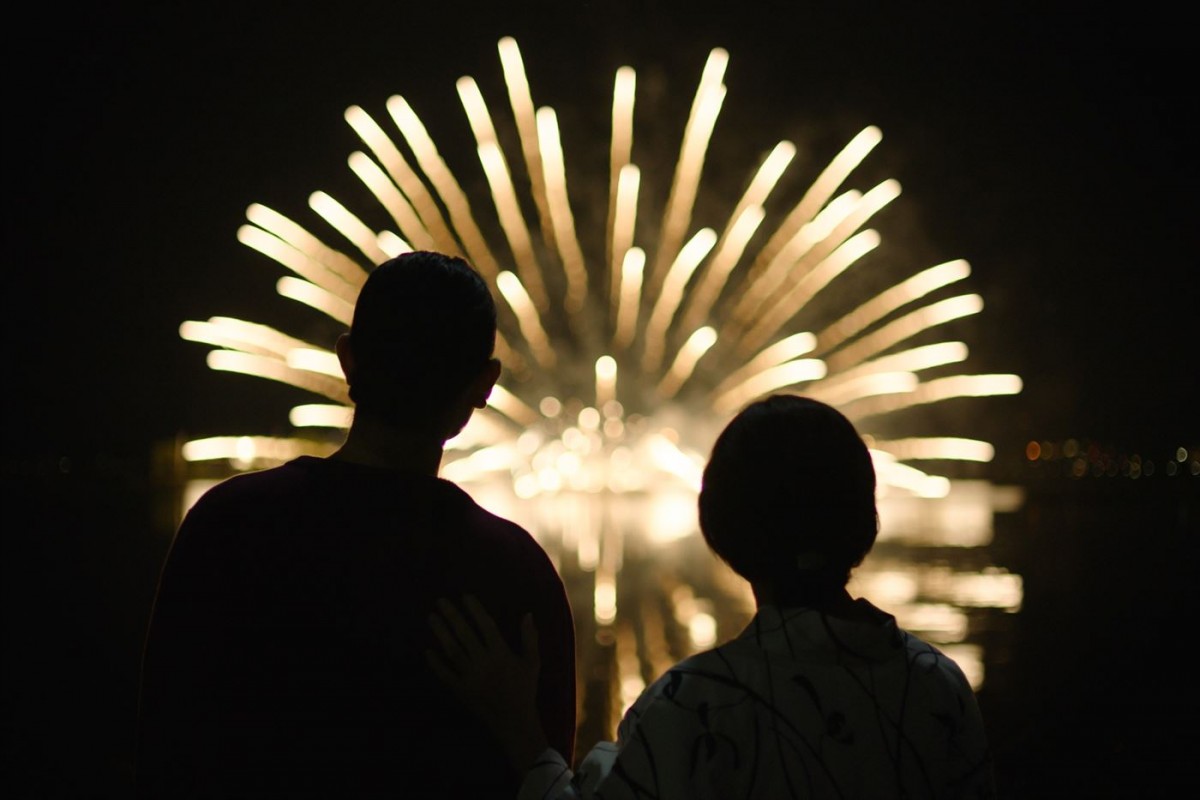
[336,251,500,436]
[698,395,878,603]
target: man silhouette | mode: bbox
[135,251,576,797]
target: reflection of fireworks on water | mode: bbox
[180,38,1021,515]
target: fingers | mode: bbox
[435,598,485,661]
[428,608,459,657]
[427,596,540,669]
[424,648,457,689]
[428,609,470,677]
[462,594,507,649]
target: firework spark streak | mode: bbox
[181,38,1022,506]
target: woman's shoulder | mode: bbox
[896,628,978,697]
[621,639,753,720]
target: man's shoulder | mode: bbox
[438,480,548,557]
[208,456,320,489]
[180,460,553,570]
[186,459,315,514]
[442,482,527,532]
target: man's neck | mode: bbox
[330,413,445,476]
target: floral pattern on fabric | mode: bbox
[522,601,994,800]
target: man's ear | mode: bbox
[335,333,355,383]
[469,357,502,409]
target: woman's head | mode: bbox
[698,395,878,603]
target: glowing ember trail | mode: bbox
[181,36,1023,516]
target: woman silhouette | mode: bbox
[429,395,994,799]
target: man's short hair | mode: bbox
[698,395,879,602]
[347,251,497,420]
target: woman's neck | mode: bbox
[752,583,865,618]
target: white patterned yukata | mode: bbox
[521,601,994,800]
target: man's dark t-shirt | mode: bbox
[134,456,576,797]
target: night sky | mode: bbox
[10,3,1195,462]
[6,3,1196,796]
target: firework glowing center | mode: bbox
[180,37,1022,536]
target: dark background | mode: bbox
[5,3,1196,796]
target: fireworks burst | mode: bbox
[180,38,1021,518]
